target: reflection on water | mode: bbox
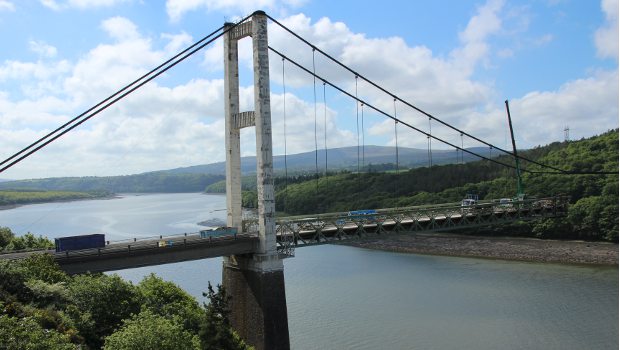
[1,193,617,350]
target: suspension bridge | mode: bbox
[0,11,578,350]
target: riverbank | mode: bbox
[0,193,118,211]
[346,233,619,265]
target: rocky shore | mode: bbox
[346,233,618,265]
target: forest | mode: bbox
[243,130,618,241]
[0,173,224,194]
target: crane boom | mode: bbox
[504,100,524,199]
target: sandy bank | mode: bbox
[346,233,618,265]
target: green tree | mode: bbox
[0,254,68,307]
[137,273,203,333]
[20,254,68,284]
[198,282,250,350]
[0,226,14,248]
[0,314,75,350]
[67,274,141,349]
[103,310,199,350]
[3,232,53,251]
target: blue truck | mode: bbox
[200,227,238,238]
[337,209,377,224]
[55,234,105,252]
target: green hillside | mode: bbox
[0,173,224,194]
[273,130,619,241]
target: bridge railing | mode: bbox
[260,196,569,251]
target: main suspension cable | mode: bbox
[265,14,574,174]
[1,14,254,174]
[270,46,537,174]
[1,26,227,170]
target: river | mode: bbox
[1,193,617,349]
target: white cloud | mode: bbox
[62,17,164,104]
[40,0,61,10]
[101,16,140,41]
[595,0,619,60]
[1,2,618,179]
[452,0,504,73]
[40,0,130,10]
[0,59,71,95]
[162,32,193,54]
[510,69,619,145]
[165,0,306,22]
[267,11,493,145]
[29,40,58,58]
[264,3,617,154]
[0,0,14,11]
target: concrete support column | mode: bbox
[224,22,242,232]
[252,12,277,257]
[222,11,290,350]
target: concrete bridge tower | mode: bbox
[222,11,290,350]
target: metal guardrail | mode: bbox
[0,231,256,263]
[54,232,254,261]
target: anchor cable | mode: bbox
[1,14,254,174]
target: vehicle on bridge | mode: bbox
[336,209,378,225]
[157,240,174,247]
[200,226,238,238]
[55,234,105,252]
[460,194,480,214]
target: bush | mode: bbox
[103,310,199,350]
[67,274,141,349]
[137,274,202,333]
[0,314,75,350]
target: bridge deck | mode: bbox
[1,233,258,274]
[268,196,568,255]
[0,197,567,273]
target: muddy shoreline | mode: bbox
[345,233,618,266]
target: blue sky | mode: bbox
[0,0,617,179]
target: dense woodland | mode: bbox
[0,228,251,349]
[0,173,224,194]
[248,130,617,241]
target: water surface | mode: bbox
[1,193,617,349]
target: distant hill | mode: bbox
[160,145,501,175]
[0,145,500,192]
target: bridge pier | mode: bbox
[223,256,289,350]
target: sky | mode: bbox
[0,0,617,180]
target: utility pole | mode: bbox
[504,100,524,199]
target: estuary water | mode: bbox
[1,193,618,349]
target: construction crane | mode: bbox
[504,100,524,200]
